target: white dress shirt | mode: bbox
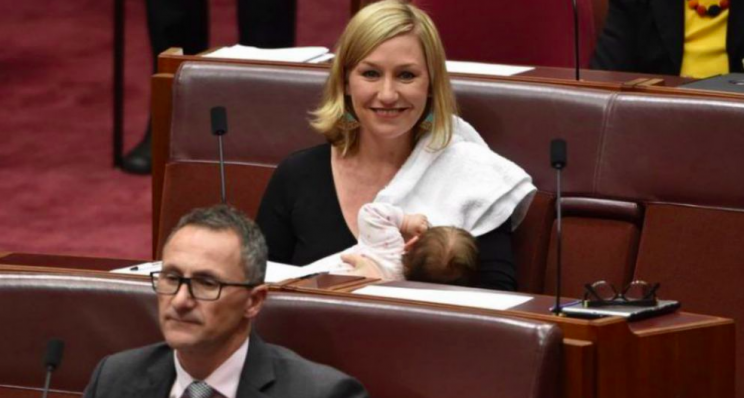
[169,337,250,398]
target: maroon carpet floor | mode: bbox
[0,0,238,260]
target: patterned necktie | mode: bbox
[183,381,214,398]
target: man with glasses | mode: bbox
[83,205,368,398]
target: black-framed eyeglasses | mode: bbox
[150,271,259,301]
[583,280,660,308]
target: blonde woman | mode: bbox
[256,0,535,291]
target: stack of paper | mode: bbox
[204,45,333,63]
[353,285,532,311]
[446,60,533,77]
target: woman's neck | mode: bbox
[353,131,414,169]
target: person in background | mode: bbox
[591,0,743,78]
[122,0,296,174]
[256,0,536,291]
[83,205,368,398]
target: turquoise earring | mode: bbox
[419,112,434,131]
[337,111,360,132]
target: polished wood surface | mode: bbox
[0,387,80,398]
[0,252,143,271]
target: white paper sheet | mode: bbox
[204,45,330,63]
[353,285,532,311]
[446,60,534,76]
[110,260,343,284]
[265,261,313,283]
[111,261,162,275]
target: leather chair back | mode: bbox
[0,271,563,398]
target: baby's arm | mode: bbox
[357,203,406,249]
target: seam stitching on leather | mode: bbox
[594,93,616,196]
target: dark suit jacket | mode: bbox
[591,0,744,75]
[83,334,368,398]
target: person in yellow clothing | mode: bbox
[591,0,743,78]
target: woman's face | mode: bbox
[346,33,430,144]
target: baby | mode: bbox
[341,203,479,286]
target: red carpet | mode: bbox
[0,0,238,260]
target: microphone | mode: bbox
[41,339,64,398]
[210,106,228,204]
[550,139,567,315]
[571,0,580,81]
[551,139,567,169]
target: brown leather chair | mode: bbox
[0,271,563,398]
[257,291,563,398]
[0,272,161,397]
[594,93,744,396]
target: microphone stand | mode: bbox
[554,165,563,315]
[572,0,580,81]
[217,134,227,205]
[41,368,54,398]
[41,339,64,398]
[210,106,229,205]
[550,139,567,315]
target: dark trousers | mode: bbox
[145,0,296,71]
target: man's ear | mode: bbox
[244,284,268,320]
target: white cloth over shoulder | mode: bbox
[375,116,536,236]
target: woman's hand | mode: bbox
[341,253,385,279]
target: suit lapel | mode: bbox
[727,0,744,69]
[236,334,276,398]
[126,349,176,398]
[652,0,684,72]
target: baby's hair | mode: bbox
[403,226,478,286]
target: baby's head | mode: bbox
[403,227,478,286]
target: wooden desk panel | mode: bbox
[0,253,142,271]
[0,387,80,398]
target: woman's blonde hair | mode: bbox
[310,0,457,155]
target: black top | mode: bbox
[256,144,517,291]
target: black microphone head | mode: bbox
[44,339,64,371]
[210,106,228,136]
[550,139,567,169]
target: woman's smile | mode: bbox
[371,107,410,118]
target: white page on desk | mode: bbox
[265,261,309,283]
[353,285,532,310]
[110,261,162,275]
[111,260,343,283]
[266,256,354,283]
[204,45,330,62]
[446,60,534,76]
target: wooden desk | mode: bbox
[0,252,143,272]
[0,260,734,398]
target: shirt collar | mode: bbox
[171,337,250,398]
